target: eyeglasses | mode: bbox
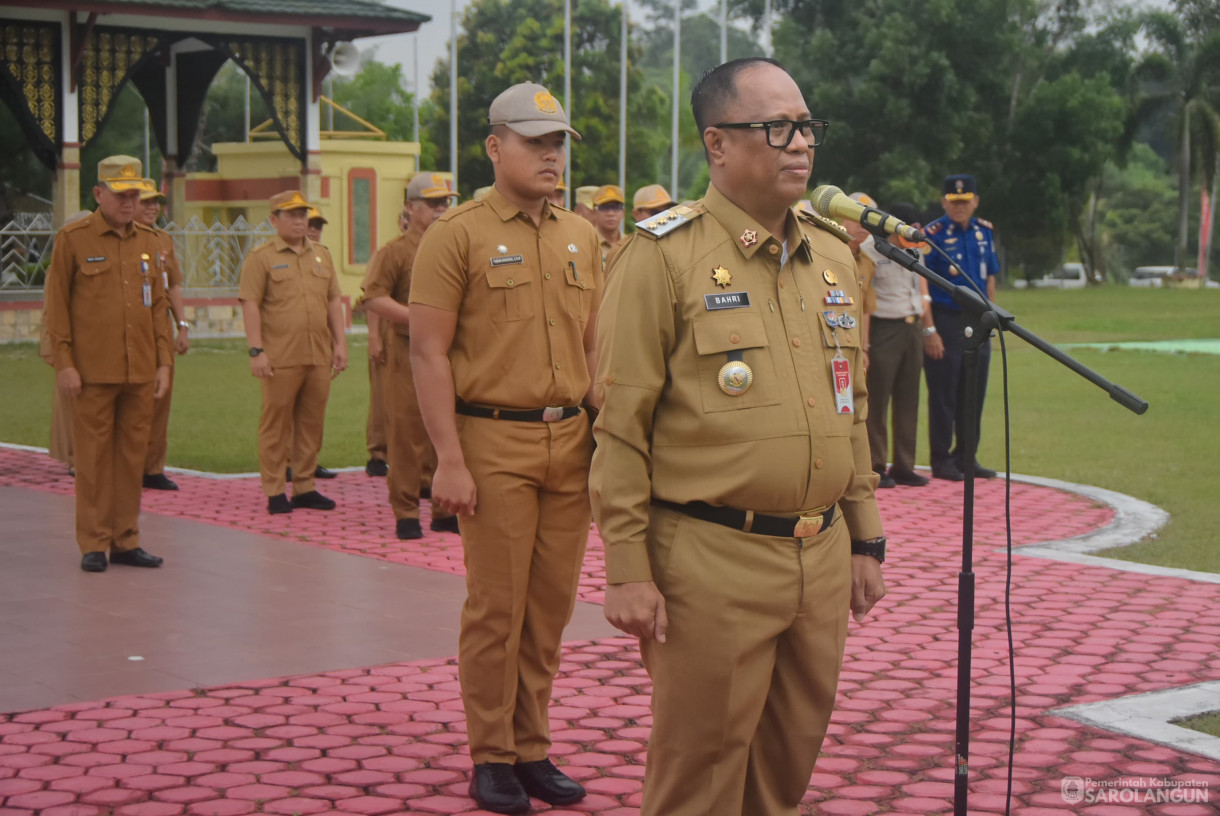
[712,119,830,149]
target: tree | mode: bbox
[422,0,669,200]
[332,59,418,141]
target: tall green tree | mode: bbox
[332,59,418,141]
[423,0,669,199]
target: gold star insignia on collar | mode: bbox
[711,265,732,287]
[739,229,758,248]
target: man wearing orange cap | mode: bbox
[363,172,461,540]
[410,82,601,814]
[631,183,677,224]
[548,178,567,210]
[239,191,348,515]
[591,184,625,265]
[43,155,173,572]
[136,182,190,492]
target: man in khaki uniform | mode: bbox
[239,191,348,515]
[410,82,602,815]
[363,173,461,540]
[43,156,172,572]
[136,183,190,491]
[359,199,406,480]
[591,58,888,816]
[573,184,597,224]
[591,184,625,264]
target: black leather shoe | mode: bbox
[420,485,432,500]
[142,473,179,491]
[514,758,585,806]
[81,552,108,572]
[365,458,388,477]
[291,490,336,511]
[469,763,530,814]
[430,515,460,534]
[875,470,896,489]
[268,494,293,515]
[890,468,930,487]
[932,463,966,482]
[396,518,423,540]
[109,547,163,568]
[973,462,998,479]
[314,466,338,479]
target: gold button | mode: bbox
[779,280,785,289]
[506,278,514,286]
[545,272,551,280]
[555,362,562,370]
[729,333,740,344]
[549,318,556,326]
[792,337,801,347]
[769,245,779,255]
[814,458,824,469]
[807,396,815,407]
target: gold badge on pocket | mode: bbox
[718,360,754,396]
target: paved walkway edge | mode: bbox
[1054,681,1220,762]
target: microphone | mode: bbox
[811,185,925,243]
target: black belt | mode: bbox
[653,499,836,539]
[455,400,582,423]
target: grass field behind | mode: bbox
[3,286,1217,573]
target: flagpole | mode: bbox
[449,0,458,188]
[564,0,572,205]
[719,0,727,63]
[671,0,680,197]
[619,0,627,194]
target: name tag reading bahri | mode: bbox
[704,292,751,311]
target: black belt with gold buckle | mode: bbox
[455,400,581,423]
[653,499,836,539]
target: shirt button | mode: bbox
[768,245,779,255]
[549,318,556,326]
[807,396,815,407]
[545,272,551,280]
[814,458,824,469]
[792,337,801,347]
[554,362,561,370]
[506,278,515,286]
[729,333,740,344]
[779,280,785,289]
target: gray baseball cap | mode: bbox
[488,82,581,140]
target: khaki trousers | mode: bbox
[49,384,74,468]
[72,381,155,555]
[640,507,851,816]
[455,412,592,764]
[144,363,174,475]
[367,323,388,461]
[258,364,331,497]
[385,334,452,521]
[866,317,924,474]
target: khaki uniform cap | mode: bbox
[138,178,164,201]
[489,82,581,140]
[97,155,145,193]
[407,172,460,200]
[270,190,310,212]
[592,185,624,207]
[633,184,676,210]
[307,207,328,224]
[574,186,598,208]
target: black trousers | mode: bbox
[923,305,990,470]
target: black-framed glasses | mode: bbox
[712,119,830,148]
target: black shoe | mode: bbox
[81,552,108,572]
[314,466,337,479]
[142,473,179,491]
[420,485,432,500]
[108,547,164,568]
[932,463,966,482]
[875,470,896,489]
[469,763,531,815]
[291,490,336,511]
[396,518,423,540]
[268,494,293,515]
[430,515,460,534]
[973,462,998,479]
[890,468,930,487]
[514,758,586,806]
[365,458,388,477]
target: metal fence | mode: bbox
[0,214,275,292]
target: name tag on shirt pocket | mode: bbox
[269,263,294,282]
[486,265,535,322]
[692,312,780,413]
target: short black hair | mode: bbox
[690,57,788,136]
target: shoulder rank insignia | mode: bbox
[796,209,851,243]
[976,218,994,230]
[636,205,700,238]
[924,221,945,236]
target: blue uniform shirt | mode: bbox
[922,214,1000,310]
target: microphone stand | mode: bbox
[865,229,1148,816]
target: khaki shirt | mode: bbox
[591,184,884,584]
[43,210,172,383]
[363,231,420,337]
[409,187,603,409]
[238,236,340,367]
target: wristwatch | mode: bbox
[922,326,937,337]
[176,320,190,330]
[248,347,264,357]
[851,536,887,563]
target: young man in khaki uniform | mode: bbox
[43,156,172,572]
[363,173,460,540]
[591,184,625,264]
[136,183,190,491]
[592,59,888,816]
[239,191,348,514]
[409,83,602,815]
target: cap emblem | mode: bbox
[534,92,558,114]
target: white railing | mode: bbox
[0,214,276,292]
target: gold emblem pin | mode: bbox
[739,229,758,248]
[823,268,838,285]
[711,265,732,288]
[718,360,754,396]
[534,91,558,114]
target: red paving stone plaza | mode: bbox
[2,445,1219,815]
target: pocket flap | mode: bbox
[693,312,770,355]
[486,266,530,290]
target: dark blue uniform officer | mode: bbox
[921,174,1000,481]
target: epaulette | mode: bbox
[976,218,994,230]
[436,199,484,222]
[796,208,851,243]
[134,221,157,235]
[635,204,702,239]
[924,221,945,236]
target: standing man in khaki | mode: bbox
[592,58,888,816]
[363,172,460,540]
[410,82,602,815]
[43,156,172,572]
[239,191,348,515]
[591,184,625,264]
[137,183,191,491]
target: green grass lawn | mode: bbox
[4,287,1218,573]
[1172,710,1220,739]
